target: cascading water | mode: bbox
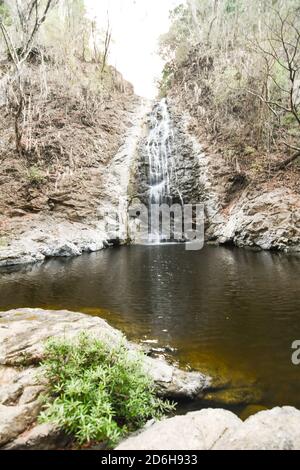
[146,98,179,243]
[147,98,173,206]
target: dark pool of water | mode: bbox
[1,245,300,414]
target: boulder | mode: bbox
[116,409,242,450]
[215,407,300,450]
[3,423,71,450]
[117,407,300,451]
[0,308,211,449]
[0,402,41,447]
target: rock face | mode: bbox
[129,100,202,207]
[1,97,299,268]
[173,107,300,253]
[129,99,300,252]
[117,407,300,450]
[0,217,107,267]
[218,187,300,251]
[0,308,211,449]
[0,100,150,267]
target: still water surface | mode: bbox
[0,245,300,414]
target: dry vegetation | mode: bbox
[0,0,136,219]
[159,0,300,192]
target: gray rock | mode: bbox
[116,409,242,450]
[19,386,45,405]
[219,188,300,251]
[0,219,107,268]
[0,402,41,447]
[0,383,23,405]
[3,423,71,450]
[214,407,300,450]
[167,106,300,253]
[117,407,300,451]
[42,242,82,257]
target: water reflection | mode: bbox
[0,245,300,411]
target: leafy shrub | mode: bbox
[39,333,175,447]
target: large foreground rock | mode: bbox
[117,407,300,451]
[215,406,300,450]
[0,308,210,449]
[117,409,241,450]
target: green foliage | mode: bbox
[0,1,11,25]
[26,166,45,185]
[225,0,239,14]
[159,64,174,98]
[39,334,175,447]
[159,4,193,62]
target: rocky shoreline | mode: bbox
[0,308,300,450]
[0,308,210,450]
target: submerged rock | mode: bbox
[117,407,300,450]
[201,386,263,406]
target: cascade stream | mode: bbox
[145,98,183,243]
[147,98,173,207]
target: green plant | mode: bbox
[26,166,45,185]
[39,333,175,447]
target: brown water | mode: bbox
[0,245,300,415]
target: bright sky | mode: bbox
[85,0,182,98]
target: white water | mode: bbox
[146,99,183,243]
[147,98,173,206]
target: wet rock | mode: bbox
[143,356,210,399]
[201,386,263,406]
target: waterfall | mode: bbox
[145,98,183,243]
[147,98,173,207]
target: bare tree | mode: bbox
[247,9,300,169]
[0,0,57,154]
[101,17,112,74]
